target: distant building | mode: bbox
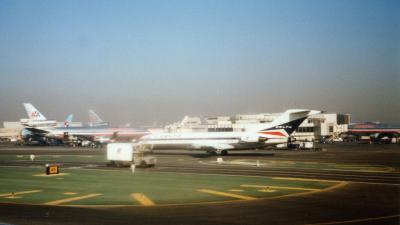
[3,122,24,129]
[293,113,350,141]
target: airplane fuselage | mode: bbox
[40,127,150,142]
[20,119,57,128]
[140,131,288,150]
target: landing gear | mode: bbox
[207,150,229,156]
[215,150,229,156]
[220,150,229,156]
[207,150,218,156]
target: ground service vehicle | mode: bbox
[107,143,156,167]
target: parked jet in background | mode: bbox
[64,114,74,127]
[20,104,147,145]
[25,126,150,145]
[348,122,400,141]
[20,103,57,127]
[139,109,321,155]
[88,110,109,127]
[21,113,76,144]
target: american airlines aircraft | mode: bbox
[25,120,149,145]
[22,105,148,145]
[25,126,150,144]
[139,109,320,155]
[21,111,75,145]
[20,103,57,127]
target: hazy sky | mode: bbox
[0,0,399,126]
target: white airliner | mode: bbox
[139,109,320,155]
[20,103,57,127]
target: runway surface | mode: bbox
[0,143,399,225]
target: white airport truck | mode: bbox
[107,143,156,167]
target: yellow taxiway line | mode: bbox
[131,193,155,206]
[229,189,244,192]
[305,214,400,225]
[241,184,320,191]
[272,177,338,183]
[0,190,42,198]
[198,189,256,200]
[44,193,102,205]
[33,173,69,177]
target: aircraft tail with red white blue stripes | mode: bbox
[257,109,321,138]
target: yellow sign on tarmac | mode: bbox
[46,164,59,175]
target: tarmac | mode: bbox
[0,143,399,225]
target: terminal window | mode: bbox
[208,127,233,132]
[297,127,314,133]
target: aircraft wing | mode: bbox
[24,127,49,135]
[191,143,235,150]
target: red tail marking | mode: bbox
[257,131,287,137]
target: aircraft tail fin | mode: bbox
[88,110,103,124]
[23,103,47,121]
[258,109,321,137]
[88,110,109,127]
[64,114,74,127]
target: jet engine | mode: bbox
[240,135,267,143]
